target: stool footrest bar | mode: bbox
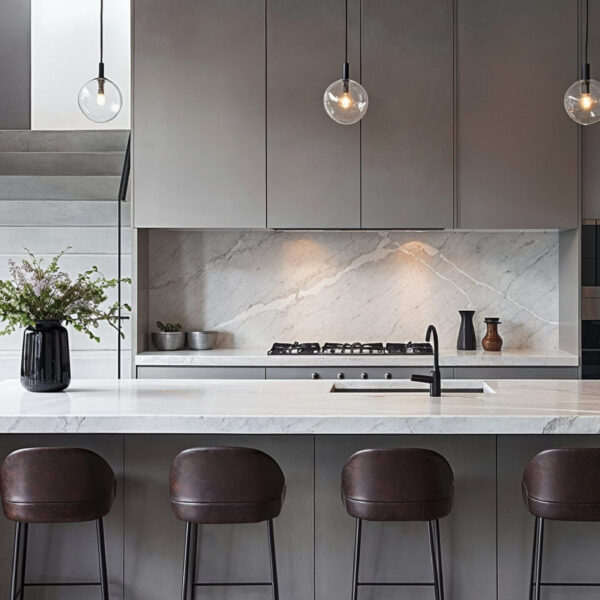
[358,582,434,587]
[24,582,101,587]
[193,582,273,587]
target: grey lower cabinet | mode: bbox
[132,0,266,228]
[265,366,453,380]
[137,366,266,379]
[266,0,360,229]
[454,367,578,379]
[458,0,578,229]
[361,0,453,229]
[136,365,577,379]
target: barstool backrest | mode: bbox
[0,447,115,514]
[342,447,454,503]
[523,448,600,504]
[170,446,285,504]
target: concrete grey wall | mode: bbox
[0,0,31,129]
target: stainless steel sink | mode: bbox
[330,380,494,394]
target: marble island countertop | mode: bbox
[0,378,599,434]
[135,348,579,367]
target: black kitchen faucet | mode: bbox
[411,325,441,397]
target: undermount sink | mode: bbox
[330,380,494,394]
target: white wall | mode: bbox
[31,0,130,130]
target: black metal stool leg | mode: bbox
[434,520,445,600]
[533,517,544,600]
[428,522,441,600]
[190,524,198,600]
[351,518,362,600]
[528,517,539,600]
[19,523,28,600]
[181,522,192,600]
[267,519,280,600]
[96,519,110,600]
[10,522,22,600]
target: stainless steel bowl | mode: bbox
[187,331,217,350]
[151,332,186,351]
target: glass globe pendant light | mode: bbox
[564,0,600,125]
[78,0,123,123]
[323,0,368,125]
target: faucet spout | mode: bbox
[411,325,441,397]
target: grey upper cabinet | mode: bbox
[458,0,578,229]
[133,0,266,228]
[266,0,360,229]
[361,0,454,229]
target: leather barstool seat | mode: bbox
[341,448,454,600]
[169,446,285,600]
[170,446,285,524]
[522,448,600,600]
[1,447,115,523]
[0,447,115,600]
[342,448,454,521]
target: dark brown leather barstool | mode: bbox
[523,448,600,600]
[0,447,115,600]
[342,448,454,600]
[170,446,285,600]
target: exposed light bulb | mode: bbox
[580,93,594,110]
[96,91,106,106]
[339,92,353,109]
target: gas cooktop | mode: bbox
[267,341,433,355]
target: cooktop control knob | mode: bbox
[385,372,392,379]
[337,373,345,379]
[311,372,319,379]
[361,372,368,379]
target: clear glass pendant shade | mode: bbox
[78,77,123,123]
[323,79,369,125]
[564,78,600,125]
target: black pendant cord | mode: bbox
[98,0,105,79]
[584,0,591,85]
[100,0,104,64]
[342,0,349,88]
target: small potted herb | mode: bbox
[152,321,185,351]
[0,247,130,392]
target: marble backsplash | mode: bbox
[147,230,559,350]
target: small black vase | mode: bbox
[457,310,476,350]
[21,320,71,392]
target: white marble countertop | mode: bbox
[0,378,599,434]
[135,348,579,367]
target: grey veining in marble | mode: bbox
[148,230,559,350]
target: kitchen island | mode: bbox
[0,378,599,600]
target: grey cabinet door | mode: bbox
[458,0,578,229]
[266,0,360,229]
[361,0,454,229]
[137,366,266,379]
[133,0,266,228]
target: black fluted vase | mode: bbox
[457,310,476,350]
[20,320,71,392]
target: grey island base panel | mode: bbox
[0,434,598,599]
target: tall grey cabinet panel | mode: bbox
[267,0,360,229]
[361,0,453,229]
[133,0,266,228]
[583,0,600,219]
[458,0,578,229]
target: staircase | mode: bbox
[0,129,131,379]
